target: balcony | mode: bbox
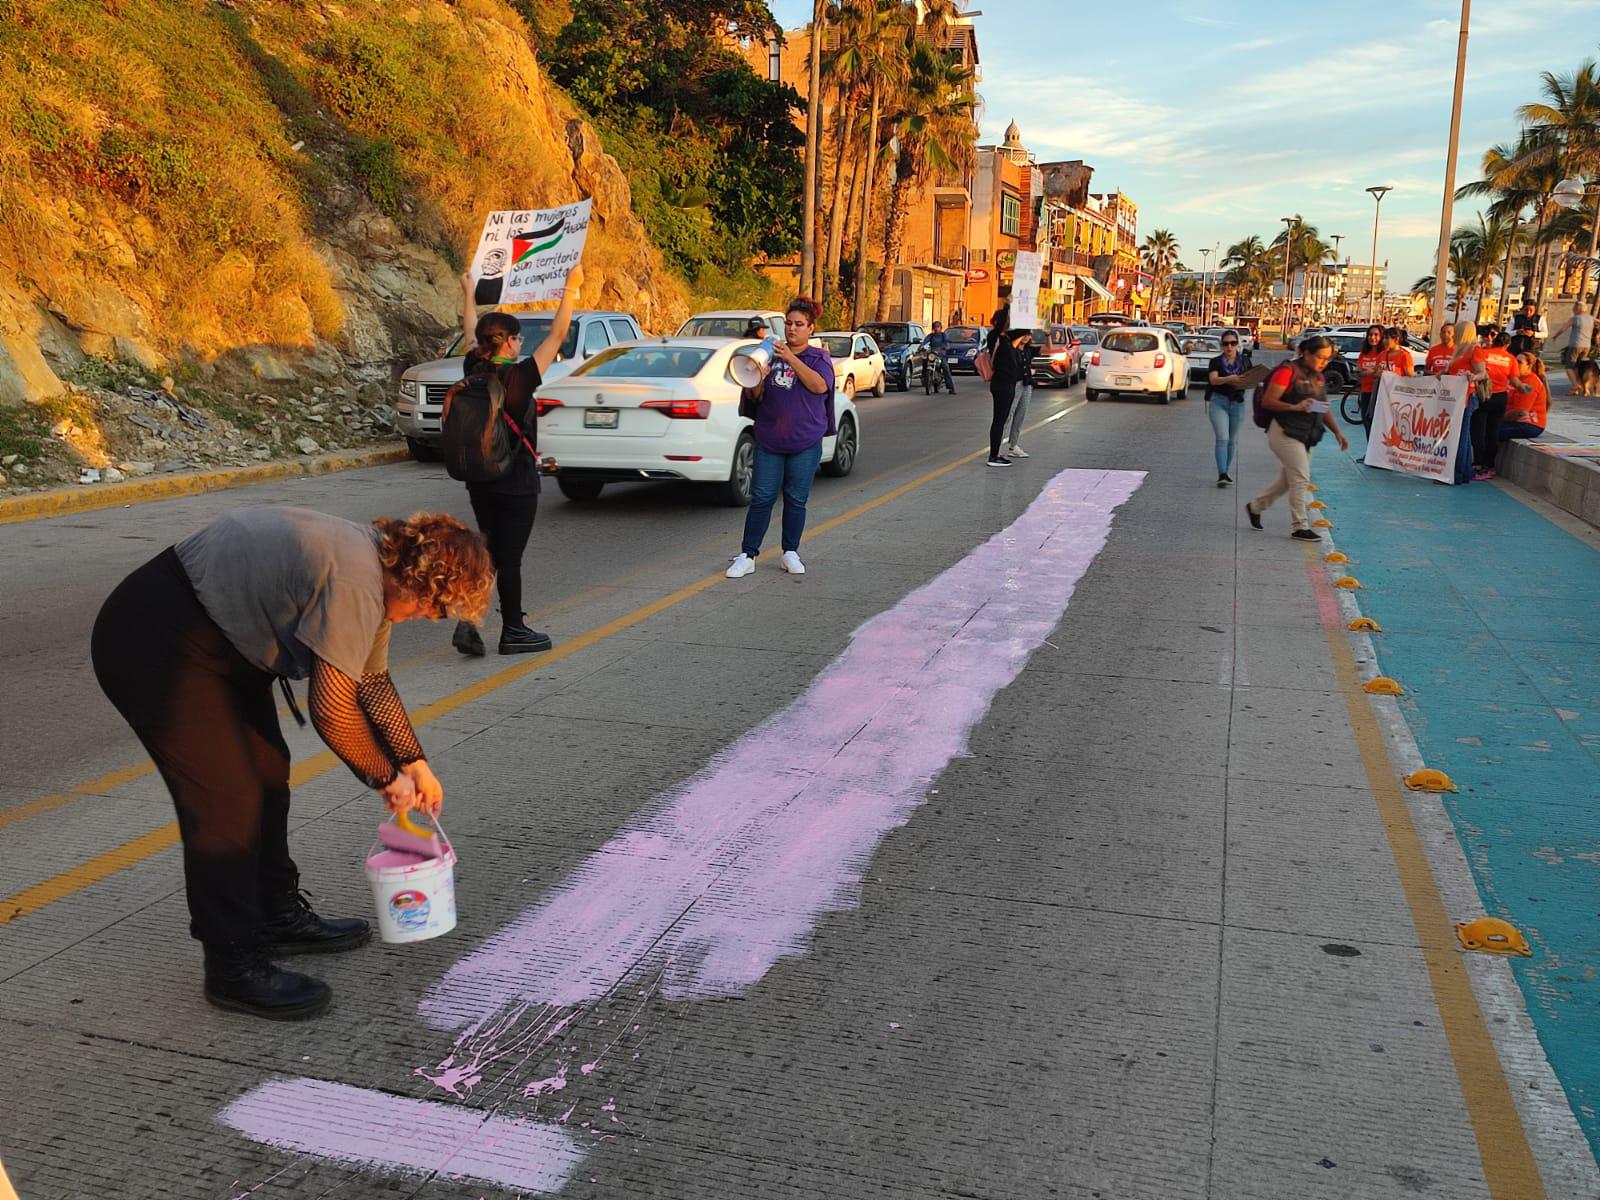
[934,253,966,273]
[933,183,970,206]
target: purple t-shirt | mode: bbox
[753,345,836,453]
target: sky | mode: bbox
[769,0,1600,292]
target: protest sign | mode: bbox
[1364,371,1468,482]
[469,199,591,305]
[1010,250,1042,328]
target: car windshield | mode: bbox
[574,346,716,378]
[818,335,854,357]
[860,325,912,345]
[1189,338,1222,354]
[443,317,579,361]
[946,327,981,345]
[1028,328,1048,342]
[1071,328,1100,345]
[1102,332,1159,354]
[678,316,765,338]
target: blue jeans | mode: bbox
[741,441,823,557]
[1207,397,1244,474]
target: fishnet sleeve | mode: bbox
[308,658,397,788]
[356,670,425,768]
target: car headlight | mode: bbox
[400,380,419,398]
[961,348,976,359]
[1049,351,1068,361]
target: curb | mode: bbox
[0,444,411,526]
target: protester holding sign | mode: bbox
[1501,353,1549,442]
[1469,328,1522,480]
[1424,323,1456,375]
[1446,319,1484,485]
[1245,336,1348,540]
[445,261,585,656]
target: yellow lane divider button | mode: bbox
[1404,768,1458,793]
[1308,500,1327,510]
[1455,917,1532,957]
[1313,518,1333,528]
[1333,576,1362,589]
[1325,551,1349,564]
[1363,676,1405,695]
[1348,617,1382,632]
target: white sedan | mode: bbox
[1083,326,1190,404]
[815,331,886,398]
[1182,334,1223,387]
[534,337,861,505]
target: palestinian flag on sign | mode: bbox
[512,216,567,266]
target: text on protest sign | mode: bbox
[1009,251,1043,329]
[470,200,591,305]
[1364,372,1468,483]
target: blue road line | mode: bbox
[1311,437,1600,1161]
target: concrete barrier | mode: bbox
[1498,436,1600,529]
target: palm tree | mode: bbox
[1222,236,1273,316]
[800,0,828,301]
[1271,216,1334,325]
[873,35,976,320]
[849,0,913,327]
[1139,229,1181,320]
[1518,57,1600,303]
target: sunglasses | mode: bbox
[1221,339,1238,345]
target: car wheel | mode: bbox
[822,414,857,477]
[556,477,605,502]
[870,371,885,397]
[719,432,756,506]
[1085,388,1098,402]
[896,369,908,392]
[405,437,439,463]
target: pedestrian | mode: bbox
[725,297,836,578]
[1500,352,1549,443]
[1245,335,1349,540]
[1446,318,1483,485]
[743,316,769,340]
[1551,302,1597,397]
[90,507,493,1019]
[447,263,584,656]
[1003,329,1035,458]
[1355,323,1386,439]
[1205,329,1253,486]
[1424,322,1456,375]
[925,321,957,394]
[1469,326,1520,480]
[986,328,1029,467]
[1509,300,1545,357]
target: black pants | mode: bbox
[1359,388,1375,442]
[988,383,1013,460]
[467,487,538,622]
[91,549,296,948]
[1471,392,1508,469]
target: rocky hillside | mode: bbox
[0,0,699,490]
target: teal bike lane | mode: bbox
[1310,440,1600,1162]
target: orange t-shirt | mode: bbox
[1357,347,1385,392]
[1383,347,1414,376]
[1473,346,1518,394]
[1425,343,1455,374]
[1506,374,1548,429]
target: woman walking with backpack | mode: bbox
[1245,335,1348,539]
[444,263,584,656]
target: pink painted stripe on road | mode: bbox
[219,1079,586,1193]
[421,467,1145,1029]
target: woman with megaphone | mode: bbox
[725,297,836,579]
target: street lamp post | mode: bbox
[1330,234,1344,319]
[1551,178,1600,309]
[1366,186,1392,324]
[1279,216,1294,345]
[1199,247,1213,321]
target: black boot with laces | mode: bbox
[203,942,332,1020]
[260,887,371,955]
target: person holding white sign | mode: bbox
[1245,336,1348,540]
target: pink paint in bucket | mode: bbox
[365,825,457,944]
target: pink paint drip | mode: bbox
[419,468,1143,1029]
[218,1079,585,1192]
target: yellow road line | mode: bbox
[0,400,1083,926]
[1305,545,1546,1200]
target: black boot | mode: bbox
[203,943,332,1020]
[261,887,371,955]
[452,620,486,657]
[499,619,553,655]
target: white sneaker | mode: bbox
[1007,444,1029,458]
[726,553,756,579]
[779,550,806,574]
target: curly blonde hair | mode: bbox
[373,512,493,623]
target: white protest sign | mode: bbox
[1364,371,1468,482]
[469,199,591,305]
[1010,250,1043,328]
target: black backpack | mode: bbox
[441,369,527,483]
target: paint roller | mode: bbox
[378,809,444,860]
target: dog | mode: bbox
[1572,355,1599,397]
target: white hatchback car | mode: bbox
[1182,334,1223,387]
[815,331,886,397]
[535,337,860,505]
[1084,326,1191,403]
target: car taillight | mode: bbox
[1153,353,1166,368]
[535,397,564,417]
[642,398,712,419]
[1090,351,1100,366]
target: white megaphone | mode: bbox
[730,336,778,389]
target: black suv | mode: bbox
[858,322,936,392]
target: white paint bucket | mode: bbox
[364,827,457,944]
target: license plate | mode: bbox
[583,409,620,429]
[1114,375,1135,386]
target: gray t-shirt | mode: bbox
[1569,312,1595,351]
[175,507,390,681]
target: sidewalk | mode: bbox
[2,396,1597,1198]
